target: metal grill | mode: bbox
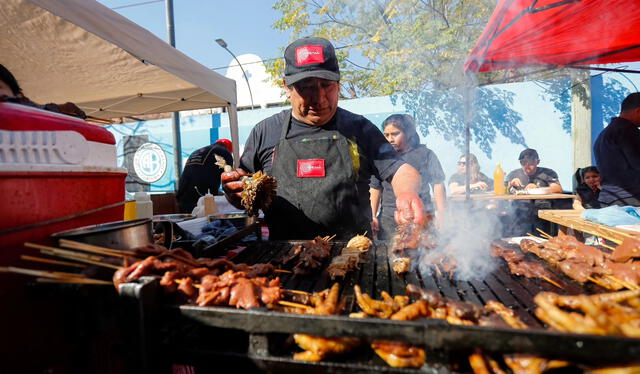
[120,240,640,373]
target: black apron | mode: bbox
[267,111,370,240]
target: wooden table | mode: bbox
[448,193,575,201]
[538,209,639,244]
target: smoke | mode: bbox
[416,200,515,281]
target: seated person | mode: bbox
[0,64,86,118]
[448,153,493,194]
[573,166,601,209]
[176,139,233,213]
[505,148,563,236]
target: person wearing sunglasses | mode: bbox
[448,153,493,195]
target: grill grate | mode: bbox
[121,240,640,373]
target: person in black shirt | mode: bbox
[593,92,640,207]
[448,153,493,194]
[370,114,446,239]
[505,148,563,236]
[176,140,233,213]
[221,37,424,240]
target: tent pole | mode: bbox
[166,0,182,187]
[227,103,241,169]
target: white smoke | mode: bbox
[416,200,516,281]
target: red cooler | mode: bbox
[0,102,127,262]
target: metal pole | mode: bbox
[166,0,182,188]
[464,73,472,201]
[222,46,255,109]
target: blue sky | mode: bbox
[97,0,292,74]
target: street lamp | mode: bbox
[215,38,255,109]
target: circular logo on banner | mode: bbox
[133,143,167,183]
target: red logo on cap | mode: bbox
[297,159,325,178]
[295,45,325,66]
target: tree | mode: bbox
[267,0,528,157]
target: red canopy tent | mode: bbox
[465,0,640,74]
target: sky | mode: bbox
[97,0,292,75]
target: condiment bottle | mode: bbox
[134,192,154,219]
[493,163,506,195]
[203,191,218,216]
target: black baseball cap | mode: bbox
[283,37,340,85]
[518,148,539,161]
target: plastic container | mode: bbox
[493,163,506,195]
[134,192,153,219]
[203,192,217,216]
[0,102,127,262]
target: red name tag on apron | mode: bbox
[297,159,325,178]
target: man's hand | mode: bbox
[221,168,248,209]
[524,183,538,190]
[394,192,426,227]
[508,178,523,188]
[371,217,380,239]
[471,181,488,191]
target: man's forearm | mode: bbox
[433,184,446,214]
[390,163,421,196]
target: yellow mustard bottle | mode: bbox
[494,163,506,195]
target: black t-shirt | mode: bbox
[448,172,494,191]
[506,166,559,210]
[176,143,233,213]
[594,117,640,203]
[370,145,445,215]
[240,108,405,213]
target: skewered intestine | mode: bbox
[279,236,333,276]
[326,234,371,279]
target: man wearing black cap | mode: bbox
[593,92,640,207]
[505,148,563,235]
[221,37,424,239]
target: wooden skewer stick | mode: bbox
[274,269,292,274]
[599,243,615,251]
[25,242,104,262]
[38,249,121,270]
[526,233,547,241]
[535,228,553,239]
[603,274,639,291]
[0,266,84,279]
[20,255,86,269]
[541,276,563,289]
[36,277,112,285]
[588,276,614,289]
[58,239,129,258]
[284,289,309,295]
[278,300,314,311]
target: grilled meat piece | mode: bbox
[293,335,361,361]
[392,257,411,275]
[602,261,640,287]
[279,236,333,276]
[612,237,640,263]
[558,258,593,283]
[371,340,426,368]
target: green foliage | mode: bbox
[268,0,529,156]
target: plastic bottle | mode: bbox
[134,191,153,219]
[203,191,218,216]
[123,194,137,220]
[493,163,506,195]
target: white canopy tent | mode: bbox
[1,0,240,165]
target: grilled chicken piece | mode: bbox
[371,341,426,368]
[390,300,429,321]
[293,335,360,361]
[392,257,411,275]
[346,234,372,252]
[602,262,640,287]
[611,237,640,263]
